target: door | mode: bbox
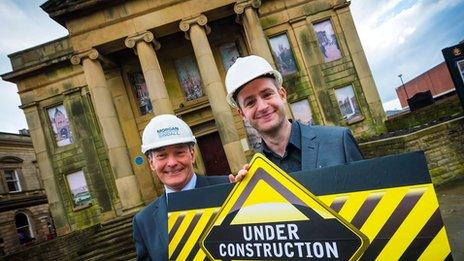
[197,132,231,176]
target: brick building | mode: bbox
[396,62,455,108]
[0,132,53,256]
[1,0,385,236]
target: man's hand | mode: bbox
[228,164,250,183]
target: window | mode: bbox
[290,99,313,125]
[457,59,464,84]
[66,171,92,208]
[47,105,74,147]
[15,213,34,244]
[334,85,363,123]
[269,34,298,75]
[219,42,241,71]
[128,72,153,115]
[175,55,204,101]
[313,20,342,62]
[4,169,21,192]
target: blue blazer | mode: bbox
[259,122,363,170]
[133,175,228,261]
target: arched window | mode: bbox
[15,213,34,244]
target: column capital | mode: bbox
[234,0,261,15]
[179,14,211,39]
[125,31,161,51]
[70,48,99,65]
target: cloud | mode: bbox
[350,0,464,107]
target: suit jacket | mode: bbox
[132,175,228,261]
[259,121,363,171]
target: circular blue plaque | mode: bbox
[134,156,144,166]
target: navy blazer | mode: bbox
[133,175,228,261]
[259,121,363,170]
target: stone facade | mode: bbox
[0,133,53,256]
[1,0,385,234]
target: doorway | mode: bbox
[197,132,231,176]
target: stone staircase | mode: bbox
[75,214,136,261]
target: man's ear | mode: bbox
[237,107,245,119]
[278,86,287,101]
[147,154,156,172]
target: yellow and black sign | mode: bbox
[167,152,452,260]
[200,155,369,260]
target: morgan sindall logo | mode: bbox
[157,127,180,138]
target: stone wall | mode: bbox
[360,117,464,185]
[0,202,51,256]
[2,225,97,261]
[386,94,463,132]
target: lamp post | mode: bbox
[398,74,409,99]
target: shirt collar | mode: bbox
[164,173,197,195]
[262,120,301,153]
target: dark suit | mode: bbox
[132,175,228,260]
[259,121,363,170]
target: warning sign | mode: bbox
[167,151,453,260]
[199,154,369,260]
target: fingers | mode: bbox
[228,164,250,183]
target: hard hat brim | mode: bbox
[226,70,283,108]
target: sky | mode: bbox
[0,0,463,133]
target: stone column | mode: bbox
[20,102,71,236]
[71,49,142,212]
[235,0,293,119]
[234,0,275,66]
[125,32,174,115]
[180,14,246,173]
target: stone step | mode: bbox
[88,222,133,241]
[100,214,134,230]
[78,236,135,260]
[113,251,137,261]
[78,230,133,256]
[87,225,133,246]
[82,241,135,261]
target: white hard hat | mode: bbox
[225,55,282,108]
[141,114,196,154]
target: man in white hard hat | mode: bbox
[225,55,363,173]
[132,114,243,260]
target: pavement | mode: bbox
[436,178,464,260]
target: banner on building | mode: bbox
[168,152,452,260]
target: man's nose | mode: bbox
[256,97,268,111]
[166,154,178,167]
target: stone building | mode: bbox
[0,132,53,256]
[1,0,385,236]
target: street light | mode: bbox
[398,74,409,99]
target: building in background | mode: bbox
[1,0,385,236]
[0,132,54,256]
[396,62,455,109]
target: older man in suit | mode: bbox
[133,114,243,260]
[225,55,363,173]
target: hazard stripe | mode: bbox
[168,211,196,258]
[184,210,218,260]
[170,213,201,260]
[399,208,444,260]
[377,186,435,260]
[417,227,451,261]
[338,191,371,222]
[360,188,426,260]
[168,214,184,241]
[350,192,384,229]
[329,195,347,212]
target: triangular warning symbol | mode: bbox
[231,179,309,225]
[200,153,369,260]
